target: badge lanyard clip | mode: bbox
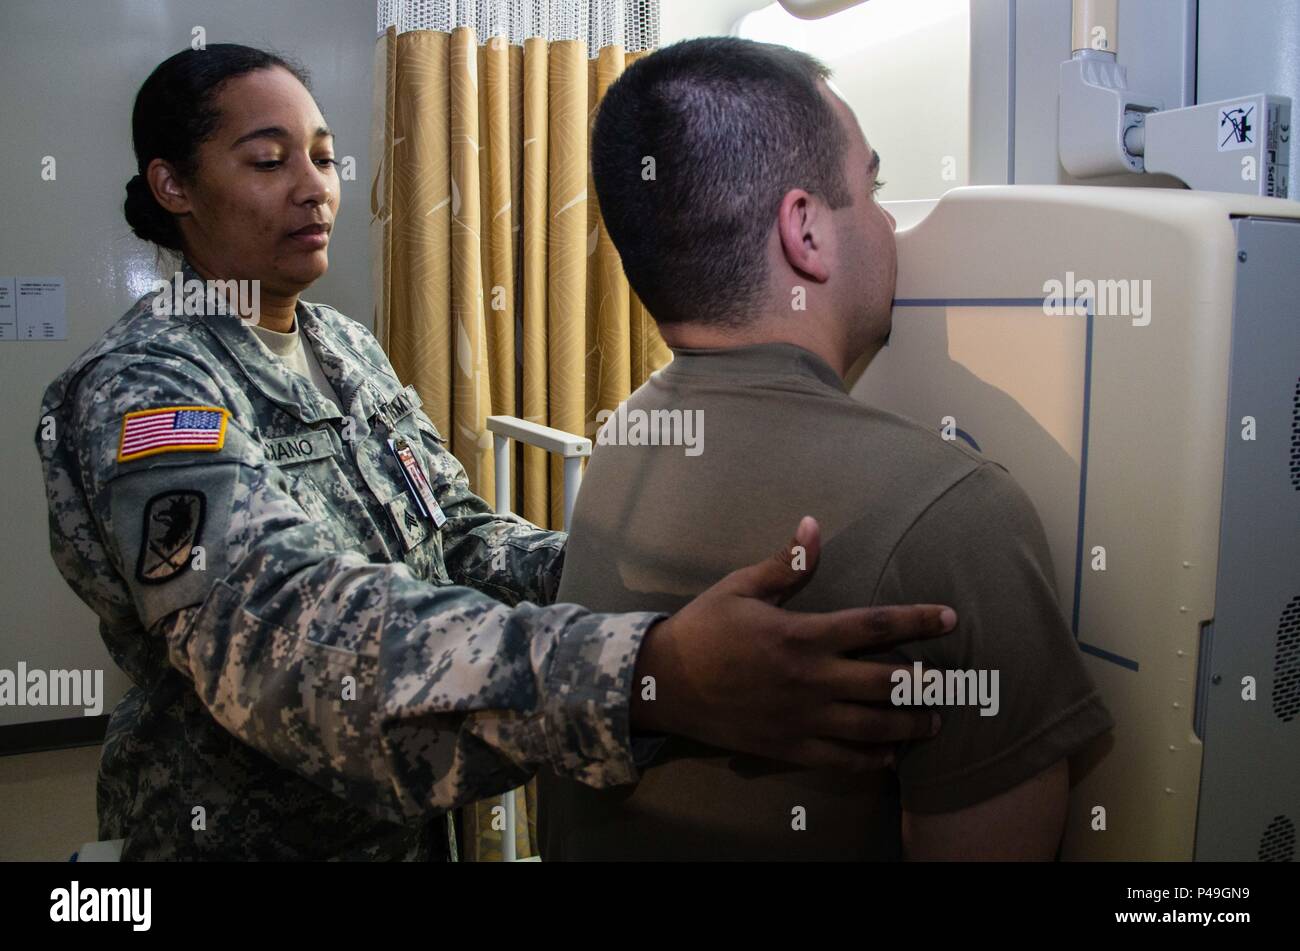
[388,437,447,528]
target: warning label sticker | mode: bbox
[1218,101,1257,151]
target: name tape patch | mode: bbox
[263,429,338,466]
[118,406,229,462]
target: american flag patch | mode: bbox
[117,406,229,462]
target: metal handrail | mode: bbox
[482,415,591,861]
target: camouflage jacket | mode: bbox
[35,259,661,860]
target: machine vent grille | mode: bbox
[1276,596,1300,722]
[1292,377,1300,489]
[1259,815,1296,861]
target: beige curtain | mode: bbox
[369,1,668,860]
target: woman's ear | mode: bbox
[149,159,192,216]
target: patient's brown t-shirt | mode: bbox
[539,342,1113,860]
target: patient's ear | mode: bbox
[776,187,831,284]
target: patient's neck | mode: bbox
[658,318,853,382]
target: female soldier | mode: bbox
[35,45,952,860]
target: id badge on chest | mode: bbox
[388,437,447,528]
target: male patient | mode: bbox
[538,37,1113,860]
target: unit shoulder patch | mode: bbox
[136,490,206,584]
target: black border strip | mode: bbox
[0,715,109,756]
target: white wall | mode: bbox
[661,0,766,43]
[1199,0,1300,117]
[664,0,971,203]
[737,0,970,202]
[0,0,377,727]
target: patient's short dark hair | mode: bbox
[592,36,853,329]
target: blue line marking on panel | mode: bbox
[1080,641,1140,672]
[894,297,1046,307]
[1073,300,1095,644]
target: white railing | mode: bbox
[483,415,591,861]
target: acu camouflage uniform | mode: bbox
[36,259,663,860]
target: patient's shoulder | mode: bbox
[819,400,993,513]
[928,460,1042,534]
[852,401,990,468]
[878,459,1057,603]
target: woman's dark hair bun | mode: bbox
[124,44,311,253]
[124,171,183,250]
